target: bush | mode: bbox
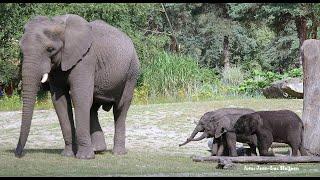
[141,51,218,101]
[221,66,244,86]
[237,67,303,96]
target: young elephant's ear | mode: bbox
[53,14,93,71]
[248,113,263,133]
[214,122,228,138]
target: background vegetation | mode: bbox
[0,3,318,109]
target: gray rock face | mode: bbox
[262,78,303,99]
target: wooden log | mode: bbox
[301,39,320,156]
[192,156,320,164]
[270,143,289,148]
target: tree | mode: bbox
[301,39,320,156]
[164,3,256,71]
[229,3,320,67]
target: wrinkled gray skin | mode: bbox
[235,110,308,156]
[179,108,257,157]
[15,14,139,159]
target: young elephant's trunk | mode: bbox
[179,127,208,147]
[179,125,201,146]
[192,132,208,141]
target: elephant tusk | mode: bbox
[41,73,48,83]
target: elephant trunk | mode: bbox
[192,132,208,141]
[15,62,41,157]
[179,125,204,147]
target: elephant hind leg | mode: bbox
[112,79,136,155]
[90,103,107,153]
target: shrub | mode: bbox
[221,66,244,86]
[141,51,218,101]
[237,68,303,96]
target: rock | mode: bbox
[262,78,303,99]
[282,79,303,98]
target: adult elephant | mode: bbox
[15,14,140,159]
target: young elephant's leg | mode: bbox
[211,139,218,156]
[216,140,225,156]
[287,132,305,156]
[50,87,76,157]
[226,132,238,157]
[248,143,257,156]
[257,131,274,156]
[248,135,258,156]
[290,144,299,156]
[90,104,106,152]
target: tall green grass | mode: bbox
[0,91,52,111]
[141,51,218,101]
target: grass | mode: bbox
[1,98,319,176]
[1,149,319,176]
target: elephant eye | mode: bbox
[47,47,55,53]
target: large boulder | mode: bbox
[262,78,303,99]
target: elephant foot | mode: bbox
[76,146,95,159]
[91,131,107,152]
[112,147,127,155]
[61,145,76,157]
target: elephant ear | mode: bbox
[53,14,93,71]
[214,122,227,138]
[249,113,263,133]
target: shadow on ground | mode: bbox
[5,148,63,154]
[5,148,113,155]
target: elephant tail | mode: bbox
[299,123,308,156]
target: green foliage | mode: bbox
[0,3,313,105]
[237,68,302,95]
[142,51,218,98]
[221,66,244,86]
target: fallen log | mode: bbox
[192,156,320,164]
[271,143,289,148]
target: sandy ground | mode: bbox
[1,99,300,158]
[0,103,217,157]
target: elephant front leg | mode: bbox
[226,132,238,157]
[211,139,218,156]
[70,82,95,159]
[248,143,257,156]
[216,140,225,156]
[51,89,76,157]
[72,95,95,159]
[257,131,274,156]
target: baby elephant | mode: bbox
[179,108,257,157]
[234,110,308,156]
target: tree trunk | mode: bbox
[301,39,320,156]
[310,12,318,39]
[223,35,230,70]
[295,16,307,67]
[192,156,320,164]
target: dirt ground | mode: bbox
[1,99,319,176]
